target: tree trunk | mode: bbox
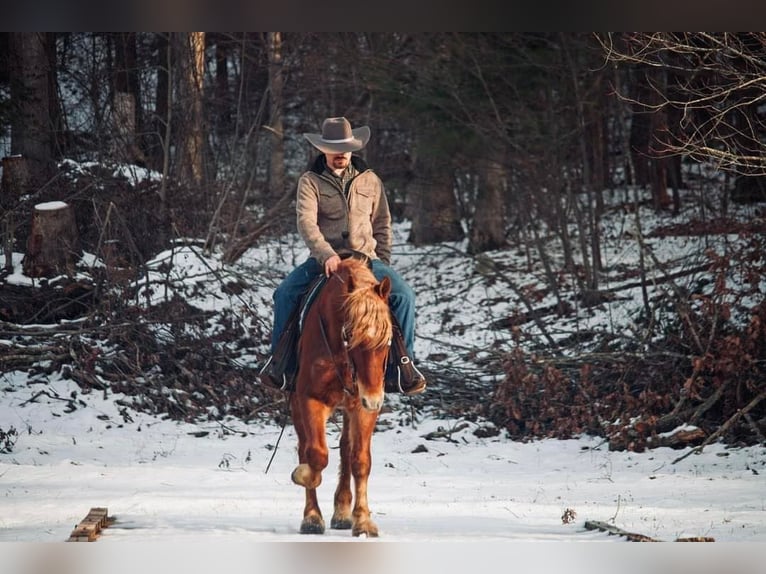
[113,33,140,104]
[8,32,54,186]
[407,156,463,246]
[1,155,29,271]
[150,33,170,172]
[112,91,137,164]
[45,32,65,158]
[468,156,506,254]
[1,155,30,198]
[22,201,81,278]
[112,33,145,165]
[178,32,205,188]
[266,32,286,198]
[213,34,232,135]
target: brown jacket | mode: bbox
[296,155,392,265]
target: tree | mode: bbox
[110,32,145,166]
[468,154,506,254]
[265,32,286,199]
[8,33,56,186]
[177,32,206,188]
[599,32,766,177]
[407,148,464,246]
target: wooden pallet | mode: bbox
[67,507,112,542]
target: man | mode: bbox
[259,116,426,395]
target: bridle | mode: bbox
[316,273,391,398]
[318,311,358,396]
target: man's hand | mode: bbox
[324,255,341,277]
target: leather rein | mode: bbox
[316,268,392,398]
[318,310,357,397]
[317,274,358,396]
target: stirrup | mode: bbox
[258,355,289,391]
[386,356,427,395]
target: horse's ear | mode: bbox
[375,276,392,300]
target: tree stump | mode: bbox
[22,201,81,278]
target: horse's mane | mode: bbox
[339,258,392,351]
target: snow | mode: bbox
[33,201,69,211]
[2,374,764,570]
[1,162,765,571]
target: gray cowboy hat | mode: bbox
[303,117,371,154]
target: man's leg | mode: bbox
[260,258,322,388]
[371,260,415,354]
[271,258,322,352]
[371,260,426,394]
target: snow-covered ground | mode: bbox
[0,375,764,571]
[1,163,765,572]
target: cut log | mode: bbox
[67,507,112,542]
[22,201,81,278]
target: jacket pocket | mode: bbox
[318,188,346,221]
[350,186,375,216]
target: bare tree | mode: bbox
[177,32,206,188]
[265,32,286,198]
[110,33,145,166]
[407,150,464,246]
[468,154,506,254]
[8,33,55,185]
[599,32,766,176]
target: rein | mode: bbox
[318,312,357,396]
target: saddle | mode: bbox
[259,250,426,395]
[260,274,325,392]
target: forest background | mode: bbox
[1,32,765,451]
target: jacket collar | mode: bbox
[310,154,369,175]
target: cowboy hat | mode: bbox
[303,117,370,154]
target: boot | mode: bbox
[385,322,427,395]
[258,354,291,391]
[258,314,300,392]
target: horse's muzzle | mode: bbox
[360,393,384,412]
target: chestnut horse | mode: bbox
[290,257,392,536]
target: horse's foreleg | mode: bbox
[291,397,331,488]
[331,411,353,530]
[350,409,379,538]
[291,396,331,534]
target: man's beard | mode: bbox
[330,156,349,169]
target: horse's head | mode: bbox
[341,262,392,411]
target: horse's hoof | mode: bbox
[291,464,321,488]
[352,522,379,537]
[330,516,352,530]
[300,516,325,535]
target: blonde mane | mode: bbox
[340,259,392,350]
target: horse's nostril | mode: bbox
[362,396,382,411]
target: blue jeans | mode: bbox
[271,258,417,357]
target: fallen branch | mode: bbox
[421,421,470,442]
[672,389,766,465]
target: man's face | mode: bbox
[325,152,351,171]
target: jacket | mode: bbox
[296,155,392,266]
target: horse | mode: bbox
[289,256,393,537]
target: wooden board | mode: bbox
[67,507,112,542]
[584,520,714,542]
